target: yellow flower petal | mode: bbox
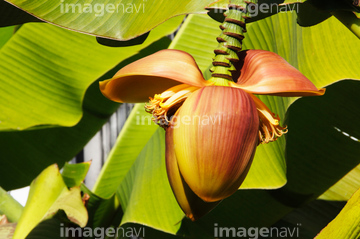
[145,84,200,127]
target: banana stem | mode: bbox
[0,187,24,222]
[209,0,258,84]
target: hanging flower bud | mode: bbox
[99,49,325,220]
[171,86,259,202]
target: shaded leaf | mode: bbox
[296,1,331,26]
[307,0,360,12]
[61,162,91,188]
[274,200,345,238]
[0,26,15,49]
[25,211,65,239]
[96,32,150,47]
[81,184,122,229]
[0,0,42,27]
[319,164,360,201]
[332,10,360,39]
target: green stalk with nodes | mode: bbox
[209,0,258,85]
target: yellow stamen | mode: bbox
[249,94,288,144]
[145,84,200,128]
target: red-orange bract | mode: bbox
[100,49,325,220]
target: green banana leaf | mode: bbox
[0,18,177,190]
[319,164,360,201]
[62,161,91,187]
[0,26,14,49]
[12,164,87,239]
[82,184,123,229]
[4,0,212,40]
[117,129,184,234]
[315,186,360,239]
[90,11,360,235]
[92,104,158,198]
[0,16,182,131]
[0,187,23,222]
[25,212,67,239]
[15,184,122,239]
[1,2,360,238]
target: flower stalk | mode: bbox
[210,0,258,84]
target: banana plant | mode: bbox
[0,0,360,238]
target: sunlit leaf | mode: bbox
[315,186,360,239]
[92,104,158,198]
[0,37,171,191]
[0,16,182,130]
[12,164,87,239]
[4,0,211,40]
[117,129,183,234]
[0,187,23,222]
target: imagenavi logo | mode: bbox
[214,223,301,238]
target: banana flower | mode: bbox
[100,49,324,220]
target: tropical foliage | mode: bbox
[0,0,360,238]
